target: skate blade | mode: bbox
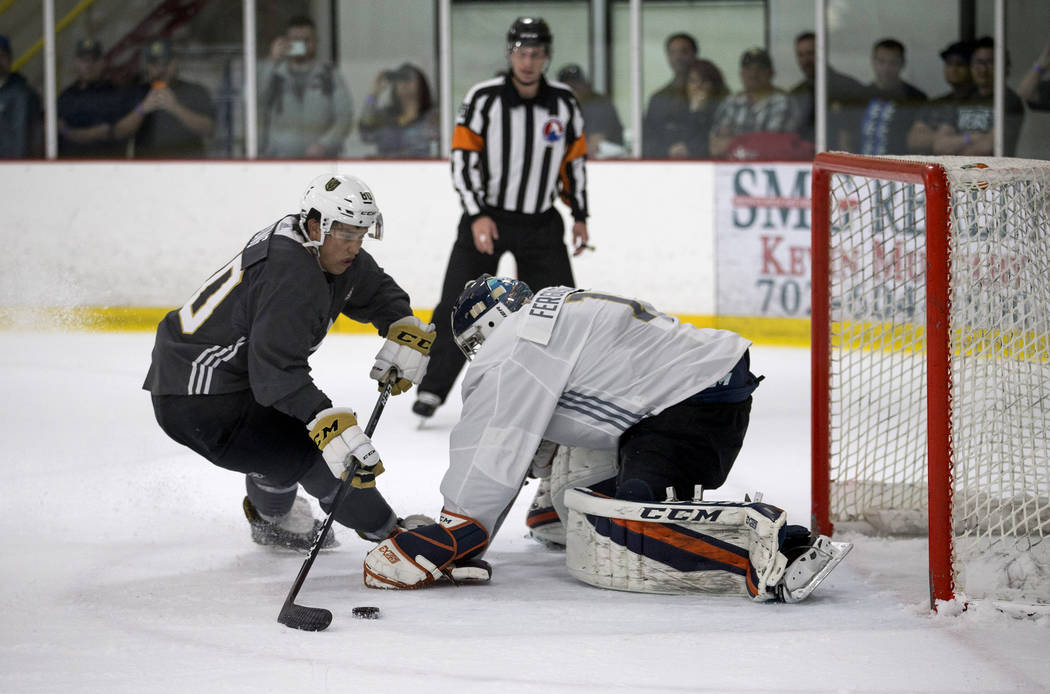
[782,541,853,603]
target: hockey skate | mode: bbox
[412,392,441,424]
[243,496,338,553]
[777,535,852,603]
[526,478,566,549]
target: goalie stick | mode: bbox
[277,380,393,631]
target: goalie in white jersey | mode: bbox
[364,276,850,601]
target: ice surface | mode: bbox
[1,332,1047,693]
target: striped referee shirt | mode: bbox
[451,74,588,221]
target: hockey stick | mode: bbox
[278,380,394,631]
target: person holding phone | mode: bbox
[112,38,215,158]
[259,15,353,158]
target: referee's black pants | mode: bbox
[419,207,575,403]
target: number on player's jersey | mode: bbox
[178,255,244,334]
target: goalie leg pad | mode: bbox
[563,488,789,599]
[548,446,619,529]
[363,510,488,589]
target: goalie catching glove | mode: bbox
[307,407,385,487]
[370,315,436,395]
[363,510,489,589]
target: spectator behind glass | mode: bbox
[672,58,729,158]
[358,63,438,158]
[642,32,698,158]
[58,38,126,158]
[789,31,866,149]
[932,37,1025,156]
[259,15,353,158]
[853,38,927,155]
[113,39,215,158]
[907,41,974,154]
[1017,39,1050,111]
[709,48,802,159]
[556,63,625,157]
[0,34,43,158]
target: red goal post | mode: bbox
[810,152,1050,610]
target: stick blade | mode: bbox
[278,603,333,631]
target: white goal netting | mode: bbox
[822,156,1050,605]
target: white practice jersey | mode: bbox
[440,287,752,538]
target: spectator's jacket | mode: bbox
[359,104,439,158]
[713,89,801,139]
[57,78,126,157]
[940,87,1026,156]
[121,77,215,158]
[0,71,42,158]
[642,80,690,158]
[855,81,927,156]
[259,59,352,158]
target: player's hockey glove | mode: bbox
[370,315,436,396]
[363,510,489,589]
[307,407,384,487]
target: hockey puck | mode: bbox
[351,606,381,620]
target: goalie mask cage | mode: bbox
[810,153,1050,610]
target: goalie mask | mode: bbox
[451,274,533,359]
[300,174,384,242]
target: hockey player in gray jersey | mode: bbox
[144,174,435,551]
[364,275,850,602]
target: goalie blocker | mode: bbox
[564,488,851,602]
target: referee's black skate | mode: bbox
[412,392,441,426]
[243,496,338,553]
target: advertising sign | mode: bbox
[715,164,812,319]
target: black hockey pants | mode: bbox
[151,392,395,534]
[615,351,763,502]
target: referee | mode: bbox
[413,16,590,420]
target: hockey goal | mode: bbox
[810,153,1050,609]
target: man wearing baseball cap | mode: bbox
[906,40,974,153]
[58,38,126,158]
[709,47,800,158]
[555,63,624,157]
[113,38,215,158]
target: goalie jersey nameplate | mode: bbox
[517,286,581,346]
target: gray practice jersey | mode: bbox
[440,286,752,537]
[143,215,412,423]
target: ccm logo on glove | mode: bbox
[395,328,432,352]
[307,407,382,481]
[370,315,436,396]
[311,413,348,448]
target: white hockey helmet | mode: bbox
[299,174,383,240]
[451,274,533,359]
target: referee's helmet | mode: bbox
[507,17,552,53]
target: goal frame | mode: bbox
[810,152,954,608]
